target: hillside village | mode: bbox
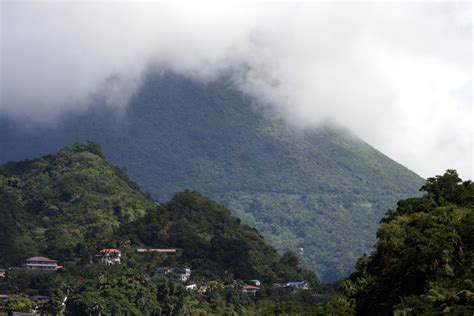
[0,246,310,314]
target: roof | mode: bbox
[243,285,260,290]
[287,281,306,285]
[98,248,121,254]
[137,248,177,253]
[26,256,57,262]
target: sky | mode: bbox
[1,1,473,179]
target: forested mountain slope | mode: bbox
[342,170,474,315]
[0,72,424,281]
[0,143,314,285]
[0,144,324,315]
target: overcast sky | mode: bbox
[1,1,472,179]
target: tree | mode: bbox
[5,296,37,313]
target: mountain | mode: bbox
[0,142,315,285]
[0,142,154,266]
[0,71,425,282]
[0,143,323,315]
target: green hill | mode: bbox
[0,72,424,281]
[0,142,314,284]
[342,170,474,315]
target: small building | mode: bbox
[154,267,191,282]
[185,284,197,291]
[136,248,177,254]
[0,268,5,278]
[274,281,309,290]
[95,248,121,265]
[242,284,260,296]
[23,257,62,272]
[154,267,171,276]
[286,281,309,290]
[171,267,191,282]
[246,280,261,287]
[0,294,10,302]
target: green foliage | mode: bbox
[0,144,322,314]
[122,190,317,283]
[0,73,424,281]
[4,295,38,313]
[67,269,161,315]
[343,170,474,315]
[0,143,155,266]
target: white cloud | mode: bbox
[1,1,472,179]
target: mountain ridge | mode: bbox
[0,71,425,281]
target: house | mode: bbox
[171,267,191,282]
[154,267,191,282]
[246,280,261,287]
[23,257,62,272]
[95,248,121,265]
[274,281,309,291]
[136,248,177,254]
[242,284,260,296]
[154,267,171,276]
[0,269,5,278]
[185,284,197,291]
[286,281,309,290]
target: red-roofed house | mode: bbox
[23,256,62,272]
[242,284,260,296]
[95,248,121,265]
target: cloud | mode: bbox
[1,1,472,179]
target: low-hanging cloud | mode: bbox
[1,1,472,179]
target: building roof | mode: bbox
[287,281,306,285]
[243,285,260,290]
[98,248,121,254]
[26,256,57,262]
[137,248,177,253]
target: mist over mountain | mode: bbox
[0,72,424,282]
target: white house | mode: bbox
[274,281,309,290]
[242,284,260,296]
[23,257,62,272]
[286,281,309,290]
[95,248,121,265]
[185,284,197,291]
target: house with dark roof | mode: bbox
[154,267,191,282]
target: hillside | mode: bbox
[0,144,324,315]
[0,142,155,266]
[0,143,314,284]
[342,170,474,315]
[0,71,425,281]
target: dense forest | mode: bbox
[341,170,474,315]
[0,143,341,315]
[1,144,472,315]
[0,72,424,282]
